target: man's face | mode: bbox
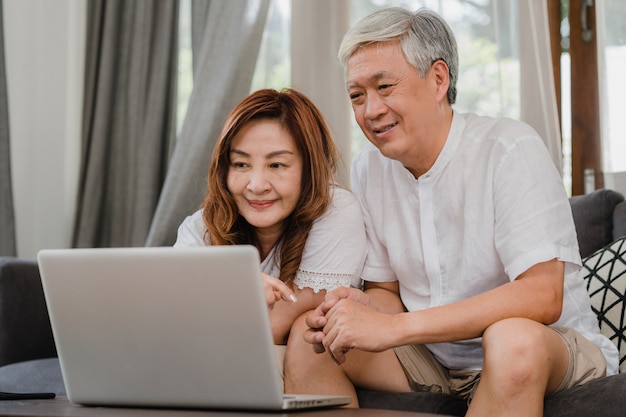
[345,41,445,172]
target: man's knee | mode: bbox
[482,318,555,388]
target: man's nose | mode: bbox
[364,93,386,120]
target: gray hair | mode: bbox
[338,7,458,105]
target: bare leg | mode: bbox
[468,318,570,417]
[283,313,411,408]
[284,314,358,406]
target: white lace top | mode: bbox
[174,187,366,292]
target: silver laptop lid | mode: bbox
[38,245,289,410]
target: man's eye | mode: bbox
[349,92,362,101]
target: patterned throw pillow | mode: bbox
[581,236,626,373]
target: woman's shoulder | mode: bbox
[182,209,205,226]
[299,185,366,290]
[328,185,361,212]
[174,209,208,247]
[330,184,356,200]
[311,185,363,229]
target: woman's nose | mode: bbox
[246,170,270,193]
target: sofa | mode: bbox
[0,188,625,416]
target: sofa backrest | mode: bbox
[570,189,626,258]
[614,201,626,241]
[0,258,56,367]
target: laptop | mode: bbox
[37,245,351,410]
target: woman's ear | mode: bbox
[431,60,451,104]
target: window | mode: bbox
[251,0,291,91]
[557,0,626,195]
[177,0,193,136]
[179,1,625,195]
[178,0,521,163]
[599,1,626,174]
[176,0,291,136]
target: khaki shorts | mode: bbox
[394,327,606,400]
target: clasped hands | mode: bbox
[303,287,396,364]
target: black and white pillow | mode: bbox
[581,236,626,373]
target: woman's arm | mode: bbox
[262,273,297,308]
[269,286,326,344]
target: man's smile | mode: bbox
[373,122,398,135]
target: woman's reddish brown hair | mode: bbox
[202,88,340,285]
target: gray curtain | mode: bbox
[145,0,270,246]
[73,0,179,248]
[0,0,16,257]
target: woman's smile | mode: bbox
[248,199,276,210]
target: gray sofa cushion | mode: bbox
[543,373,626,417]
[0,358,64,394]
[357,373,626,417]
[0,258,56,367]
[356,388,467,415]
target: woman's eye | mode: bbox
[231,162,247,169]
[270,162,285,169]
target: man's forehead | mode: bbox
[345,44,408,86]
[345,70,390,88]
[346,41,403,66]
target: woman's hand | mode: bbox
[262,273,297,309]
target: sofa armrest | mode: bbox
[0,257,56,367]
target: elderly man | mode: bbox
[283,7,617,417]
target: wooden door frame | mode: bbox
[549,0,603,195]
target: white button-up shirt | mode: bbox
[351,111,618,374]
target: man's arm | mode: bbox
[307,258,564,364]
[363,280,405,314]
[390,258,564,346]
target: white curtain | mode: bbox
[520,0,563,174]
[0,0,15,256]
[4,0,85,259]
[291,0,351,186]
[596,1,626,193]
[146,0,271,246]
[73,0,180,249]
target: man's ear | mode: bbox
[431,59,450,103]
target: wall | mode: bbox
[4,0,86,258]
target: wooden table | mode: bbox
[0,396,449,417]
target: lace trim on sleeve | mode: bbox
[293,269,353,293]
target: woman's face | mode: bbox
[227,119,303,239]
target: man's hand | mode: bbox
[303,286,395,364]
[303,287,368,354]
